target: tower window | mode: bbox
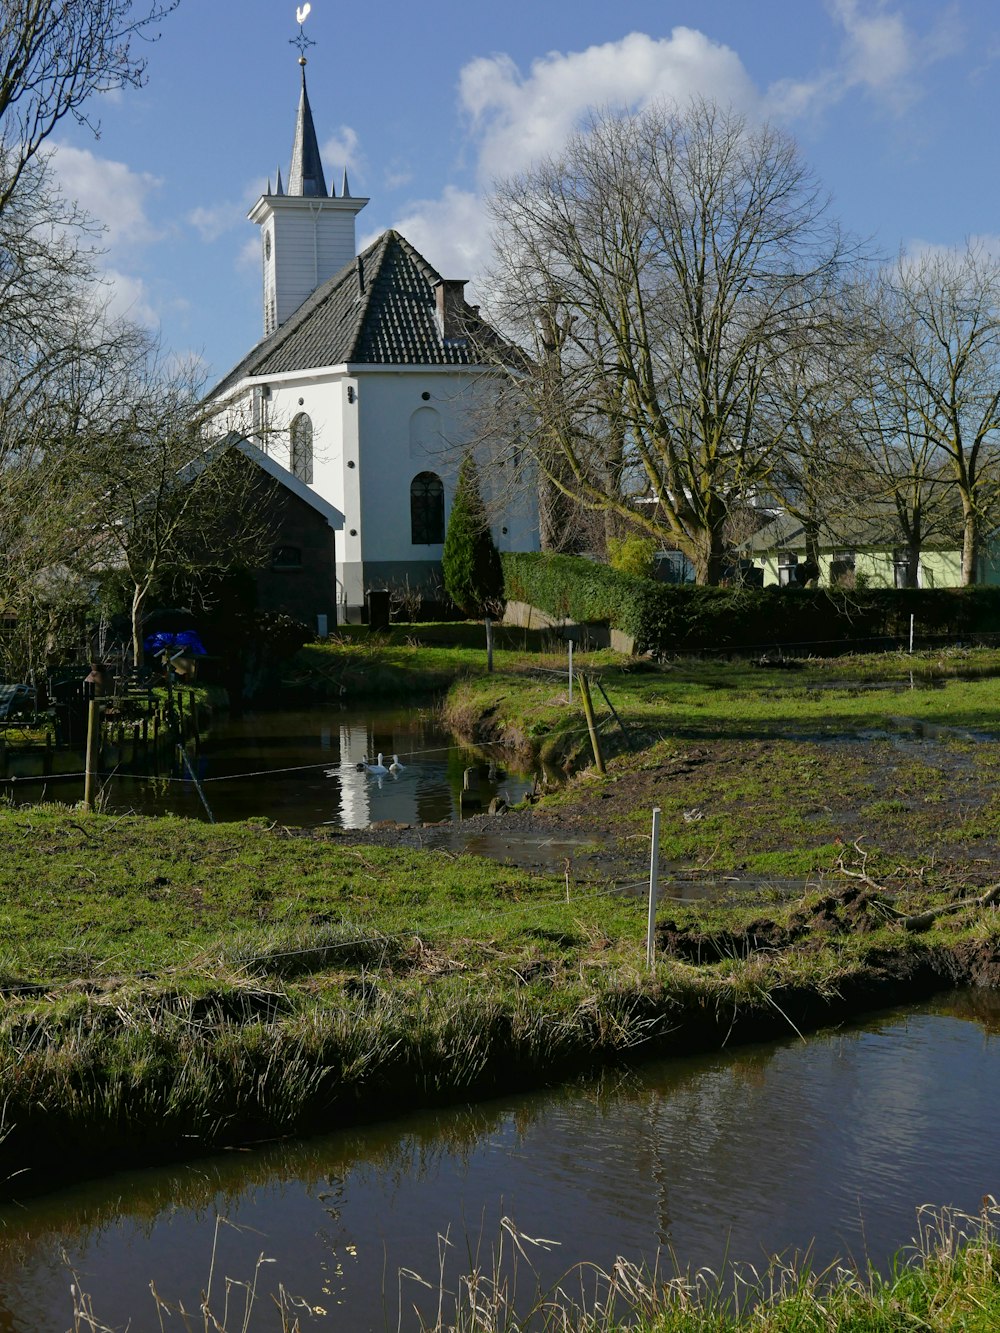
[290,412,313,483]
[410,472,444,544]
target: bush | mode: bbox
[501,551,1000,654]
[607,534,658,579]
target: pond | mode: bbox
[0,990,997,1330]
[2,705,543,831]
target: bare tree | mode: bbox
[844,275,962,587]
[875,246,1000,585]
[0,0,179,213]
[486,99,855,584]
[58,344,272,665]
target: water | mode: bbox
[2,706,541,832]
[1,990,998,1330]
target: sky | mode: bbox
[46,0,1000,384]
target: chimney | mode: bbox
[434,278,468,341]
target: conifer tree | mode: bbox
[442,454,504,616]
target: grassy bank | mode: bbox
[4,641,1000,1195]
[0,799,998,1198]
[293,622,618,702]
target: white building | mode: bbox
[209,53,538,627]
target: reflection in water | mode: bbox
[1,992,1000,1330]
[3,706,538,832]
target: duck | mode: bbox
[388,754,405,773]
[366,753,388,775]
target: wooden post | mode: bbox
[460,765,481,814]
[190,690,200,747]
[485,616,494,674]
[647,807,661,970]
[578,672,606,774]
[43,731,52,776]
[83,698,100,812]
[568,639,574,704]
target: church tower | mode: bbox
[248,46,368,336]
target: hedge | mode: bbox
[501,552,1000,655]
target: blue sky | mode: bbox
[48,0,999,382]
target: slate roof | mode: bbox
[211,230,514,397]
[288,66,328,198]
[745,508,958,554]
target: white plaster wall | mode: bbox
[353,368,540,562]
[215,363,539,611]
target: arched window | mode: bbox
[410,472,445,544]
[290,413,313,483]
[409,406,441,459]
[272,545,302,569]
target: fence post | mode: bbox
[647,807,661,970]
[578,672,606,775]
[568,639,573,704]
[485,616,494,674]
[83,698,100,812]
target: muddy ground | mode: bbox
[331,721,1000,900]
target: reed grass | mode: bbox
[67,1201,1000,1331]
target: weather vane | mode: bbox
[291,4,315,60]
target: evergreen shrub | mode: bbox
[442,455,504,616]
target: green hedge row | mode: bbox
[501,552,1000,654]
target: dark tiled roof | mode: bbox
[212,231,510,396]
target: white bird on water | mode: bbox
[366,753,388,775]
[389,754,405,773]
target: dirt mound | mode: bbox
[657,884,895,964]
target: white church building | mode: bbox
[209,49,539,628]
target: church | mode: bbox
[208,43,539,630]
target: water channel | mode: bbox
[4,706,540,831]
[0,990,997,1330]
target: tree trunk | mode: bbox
[904,540,920,588]
[962,504,978,586]
[131,583,148,668]
[692,522,729,586]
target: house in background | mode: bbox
[745,511,966,588]
[208,51,538,628]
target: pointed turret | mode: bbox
[288,62,328,197]
[342,168,352,199]
[249,43,368,335]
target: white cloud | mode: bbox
[237,234,261,273]
[387,8,964,293]
[390,29,763,286]
[321,125,362,189]
[826,0,963,112]
[97,268,159,328]
[387,186,490,288]
[461,29,760,188]
[189,202,240,243]
[49,143,161,254]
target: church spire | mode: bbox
[249,10,368,334]
[288,61,328,198]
